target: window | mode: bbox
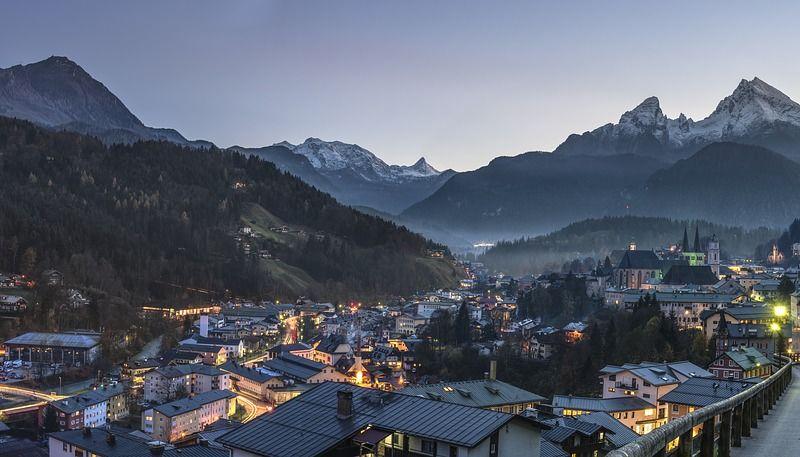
[63,442,68,452]
[421,440,435,454]
[609,375,616,381]
[672,404,679,412]
[643,393,651,399]
[450,446,458,457]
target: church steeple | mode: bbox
[682,227,689,251]
[693,226,701,252]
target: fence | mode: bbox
[607,360,793,457]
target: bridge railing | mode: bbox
[607,359,792,457]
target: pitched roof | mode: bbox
[578,412,640,449]
[539,439,569,457]
[551,395,653,412]
[221,361,281,384]
[541,416,603,443]
[218,382,533,457]
[599,361,713,385]
[399,379,545,408]
[617,250,661,270]
[49,429,229,457]
[659,377,756,407]
[662,265,719,285]
[261,353,328,381]
[150,364,225,379]
[153,390,236,417]
[718,346,774,372]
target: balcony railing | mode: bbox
[607,358,792,457]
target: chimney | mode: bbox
[149,443,165,456]
[200,314,209,338]
[106,433,116,446]
[489,360,497,381]
[336,390,354,420]
[82,427,91,437]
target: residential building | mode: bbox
[701,304,779,341]
[539,414,612,457]
[261,353,348,384]
[121,358,160,388]
[220,360,284,401]
[173,343,227,365]
[655,291,740,329]
[551,395,659,435]
[142,389,237,443]
[180,334,244,358]
[713,313,792,357]
[311,334,352,365]
[400,375,545,414]
[660,376,756,422]
[143,364,230,403]
[709,346,775,380]
[219,382,544,457]
[398,360,545,413]
[599,361,713,407]
[49,392,107,431]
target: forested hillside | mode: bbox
[480,216,778,274]
[0,117,460,302]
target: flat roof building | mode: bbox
[4,331,101,366]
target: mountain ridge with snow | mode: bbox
[555,77,800,160]
[273,137,442,184]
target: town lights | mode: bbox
[770,322,781,332]
[773,305,787,318]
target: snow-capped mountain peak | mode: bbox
[556,77,800,158]
[710,77,800,125]
[276,137,442,183]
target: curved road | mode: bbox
[731,366,799,457]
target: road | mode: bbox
[234,389,271,422]
[731,366,800,457]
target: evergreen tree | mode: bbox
[454,302,472,346]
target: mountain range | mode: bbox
[232,139,455,214]
[0,56,453,215]
[5,56,800,250]
[403,77,800,243]
[0,116,459,300]
[555,77,800,161]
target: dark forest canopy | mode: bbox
[0,117,460,303]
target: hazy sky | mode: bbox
[2,1,800,171]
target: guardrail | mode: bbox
[607,359,793,457]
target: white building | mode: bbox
[143,364,230,403]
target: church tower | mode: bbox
[707,234,720,276]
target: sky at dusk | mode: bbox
[2,1,800,171]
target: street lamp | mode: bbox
[770,322,783,367]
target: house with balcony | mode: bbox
[598,361,713,416]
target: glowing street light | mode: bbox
[773,305,787,318]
